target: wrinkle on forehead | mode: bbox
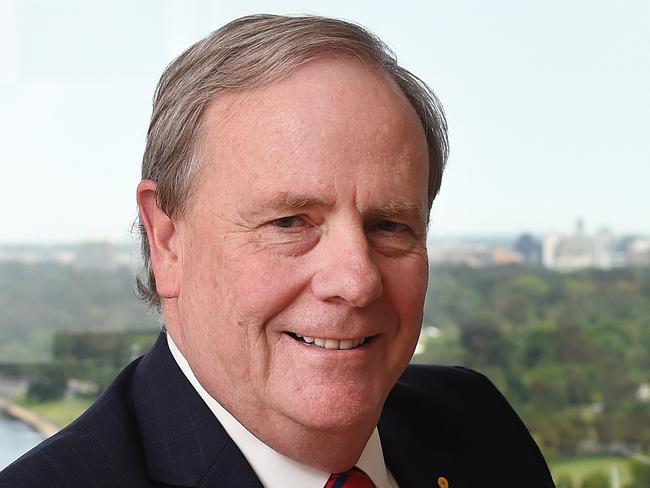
[190,56,429,215]
[200,56,423,147]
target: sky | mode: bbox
[1,0,648,243]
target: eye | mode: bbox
[374,220,409,233]
[271,216,307,229]
[368,219,422,255]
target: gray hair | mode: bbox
[137,14,448,311]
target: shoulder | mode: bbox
[395,363,517,407]
[388,363,518,417]
[391,364,536,443]
[392,363,526,417]
[0,359,151,488]
[384,364,555,486]
[397,362,490,391]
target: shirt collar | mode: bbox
[167,333,395,488]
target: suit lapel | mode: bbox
[379,372,464,488]
[197,440,264,488]
[132,337,474,487]
[132,332,262,487]
[379,401,439,488]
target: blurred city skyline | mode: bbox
[3,220,649,273]
[1,0,648,243]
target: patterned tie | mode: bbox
[325,467,374,488]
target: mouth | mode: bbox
[285,332,374,351]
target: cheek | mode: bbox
[383,255,429,315]
[375,259,426,360]
[225,254,313,320]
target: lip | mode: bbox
[281,331,378,354]
[281,327,377,342]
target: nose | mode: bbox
[310,231,383,308]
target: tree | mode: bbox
[625,462,650,488]
[27,364,67,401]
[556,474,574,488]
[458,313,510,368]
[580,472,608,488]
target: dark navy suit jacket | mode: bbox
[0,333,555,487]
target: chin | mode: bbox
[278,382,384,433]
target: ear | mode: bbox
[137,180,180,299]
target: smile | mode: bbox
[286,332,372,350]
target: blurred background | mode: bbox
[1,1,649,486]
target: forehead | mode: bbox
[206,58,423,146]
[192,56,429,210]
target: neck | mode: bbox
[222,394,378,472]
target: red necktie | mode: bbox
[325,467,374,488]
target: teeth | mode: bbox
[339,339,353,350]
[291,333,368,350]
[325,339,339,349]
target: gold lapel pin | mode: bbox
[437,476,449,488]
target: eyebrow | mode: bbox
[367,202,428,228]
[239,192,427,226]
[238,193,333,219]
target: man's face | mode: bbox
[170,57,430,434]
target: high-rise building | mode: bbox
[513,233,542,266]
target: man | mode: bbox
[0,15,554,487]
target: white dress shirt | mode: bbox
[167,334,399,488]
